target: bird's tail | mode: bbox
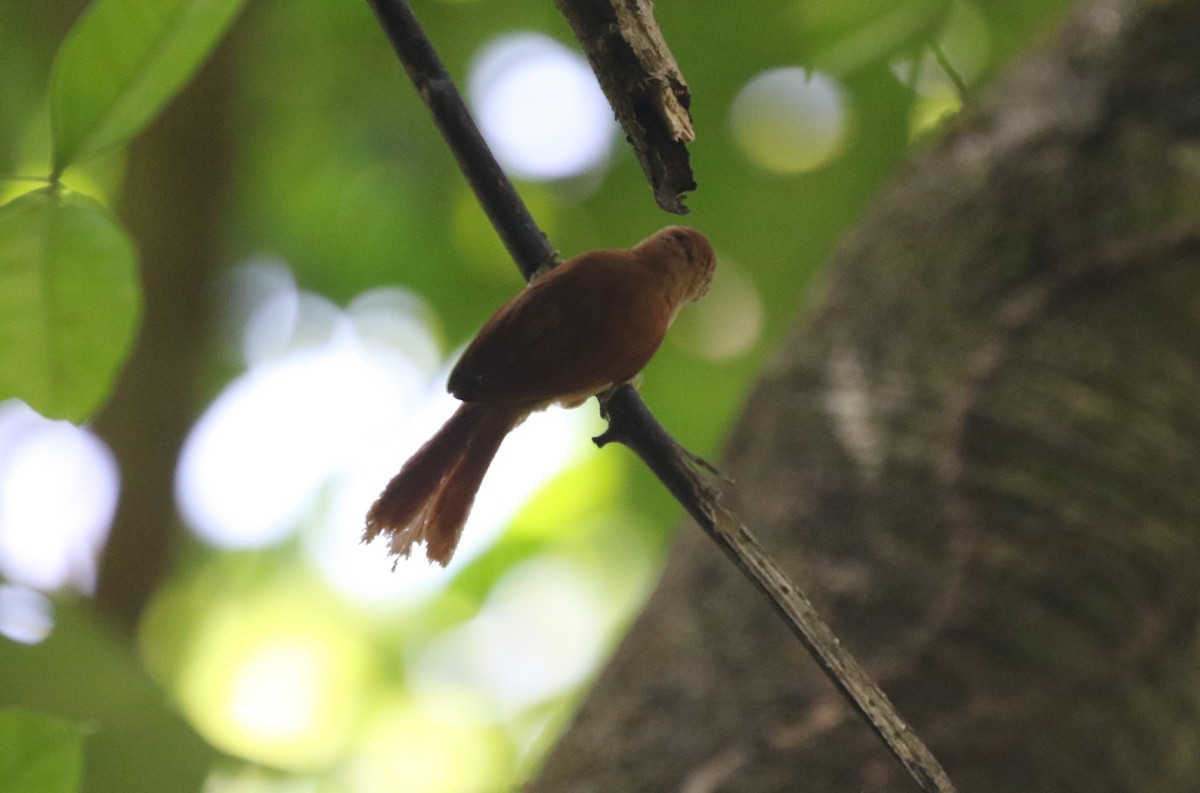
[365,402,523,566]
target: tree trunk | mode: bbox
[92,23,238,633]
[528,0,1200,790]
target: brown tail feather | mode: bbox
[364,402,524,566]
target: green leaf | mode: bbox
[807,0,951,76]
[0,599,217,793]
[0,710,85,793]
[0,189,140,422]
[50,0,246,175]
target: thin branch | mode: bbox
[365,2,957,792]
[929,40,970,102]
[365,0,554,279]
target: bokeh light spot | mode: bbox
[176,265,430,551]
[412,558,612,712]
[0,400,118,592]
[730,67,850,174]
[175,336,417,549]
[0,584,54,644]
[214,258,298,367]
[228,640,325,740]
[174,583,370,771]
[670,257,763,361]
[349,695,510,793]
[469,33,615,181]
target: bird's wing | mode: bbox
[448,255,665,406]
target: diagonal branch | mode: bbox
[594,391,957,793]
[364,2,957,792]
[365,0,554,279]
[552,0,697,214]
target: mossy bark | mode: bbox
[529,0,1200,790]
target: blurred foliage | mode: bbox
[0,709,85,793]
[49,0,247,175]
[0,0,1071,790]
[1,0,244,419]
[0,600,216,792]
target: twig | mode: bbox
[929,40,969,101]
[365,2,958,791]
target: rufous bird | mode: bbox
[364,226,716,566]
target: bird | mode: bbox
[364,226,716,566]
